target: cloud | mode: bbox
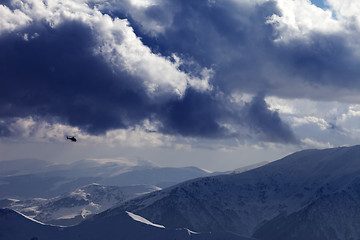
[2,0,359,146]
[0,4,31,34]
[301,138,333,149]
[157,89,297,143]
[0,0,202,136]
[328,0,360,27]
[157,89,229,138]
[266,97,360,147]
[244,94,299,143]
[0,19,147,133]
[267,0,342,42]
[0,116,172,148]
[112,0,360,100]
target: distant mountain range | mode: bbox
[111,145,360,240]
[0,159,214,199]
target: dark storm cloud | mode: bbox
[114,0,281,92]
[0,0,300,143]
[276,34,360,89]
[115,0,360,100]
[0,21,152,134]
[158,89,298,143]
[159,89,231,138]
[244,94,299,143]
[134,0,276,68]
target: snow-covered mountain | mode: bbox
[0,208,254,240]
[1,183,160,226]
[0,159,213,199]
[230,161,269,174]
[112,145,360,240]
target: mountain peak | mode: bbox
[112,145,360,239]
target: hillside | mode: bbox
[2,183,160,226]
[0,208,253,240]
[113,145,360,240]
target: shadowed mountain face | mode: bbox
[113,145,360,240]
[0,208,254,240]
[253,191,360,240]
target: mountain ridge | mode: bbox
[112,145,360,239]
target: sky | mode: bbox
[0,0,360,171]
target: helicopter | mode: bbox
[66,136,77,142]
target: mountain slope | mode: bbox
[114,145,360,239]
[253,186,360,240]
[0,208,254,240]
[2,183,160,226]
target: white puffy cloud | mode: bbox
[267,0,342,42]
[3,0,212,98]
[328,0,360,27]
[267,0,360,61]
[340,105,360,121]
[0,4,31,34]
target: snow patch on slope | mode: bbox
[127,211,165,228]
[13,209,47,225]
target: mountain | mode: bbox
[1,183,161,226]
[0,208,254,240]
[230,161,269,174]
[113,145,360,240]
[100,166,211,188]
[0,159,213,199]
